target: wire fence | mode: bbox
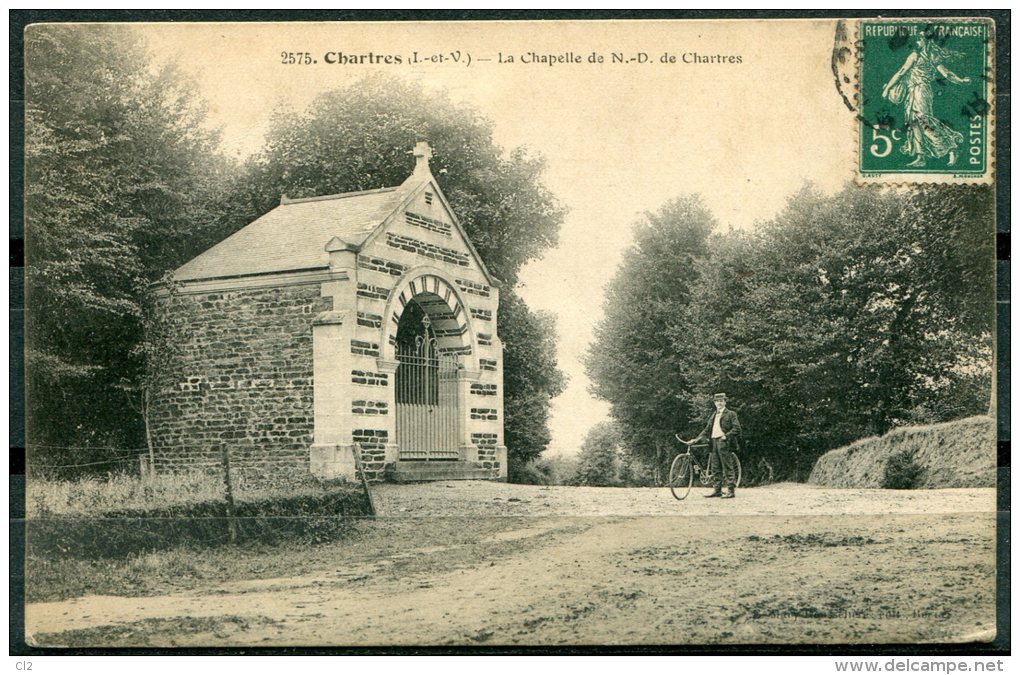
[24,442,150,476]
[24,441,374,558]
[28,443,151,451]
[26,455,145,470]
[25,441,373,509]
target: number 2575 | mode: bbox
[281,52,314,65]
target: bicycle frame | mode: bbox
[677,444,716,486]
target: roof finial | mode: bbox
[412,141,432,177]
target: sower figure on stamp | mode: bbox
[690,393,741,499]
[881,34,971,168]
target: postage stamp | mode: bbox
[857,19,994,183]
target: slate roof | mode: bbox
[174,185,409,281]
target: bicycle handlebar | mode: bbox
[675,434,711,450]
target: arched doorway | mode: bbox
[394,296,461,460]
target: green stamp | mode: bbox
[858,19,993,182]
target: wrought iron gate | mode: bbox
[395,317,460,460]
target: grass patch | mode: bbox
[26,541,318,603]
[808,415,994,489]
[26,468,329,517]
[27,485,368,559]
[25,470,372,563]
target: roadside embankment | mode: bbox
[808,415,995,489]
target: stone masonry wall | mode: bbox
[149,284,330,475]
[352,429,388,481]
[471,432,500,473]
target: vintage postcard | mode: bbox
[18,16,1002,652]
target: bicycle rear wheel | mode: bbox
[732,453,742,488]
[669,455,694,500]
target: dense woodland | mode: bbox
[584,187,994,483]
[24,26,565,478]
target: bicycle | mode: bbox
[668,434,742,500]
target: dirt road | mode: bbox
[25,483,998,647]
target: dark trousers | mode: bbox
[709,438,737,490]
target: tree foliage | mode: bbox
[218,73,564,287]
[572,421,623,487]
[501,292,567,479]
[24,25,230,469]
[587,185,994,480]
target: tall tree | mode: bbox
[501,292,567,479]
[217,73,563,287]
[572,421,622,487]
[218,74,568,477]
[584,197,716,471]
[24,25,229,471]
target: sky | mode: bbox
[140,20,852,455]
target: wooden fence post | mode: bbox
[221,442,238,543]
[352,443,376,517]
[140,454,154,502]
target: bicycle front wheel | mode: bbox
[732,453,742,488]
[669,455,694,500]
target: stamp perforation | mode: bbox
[852,17,995,186]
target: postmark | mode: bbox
[857,19,993,184]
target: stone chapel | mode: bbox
[149,143,506,482]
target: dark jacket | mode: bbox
[695,408,741,449]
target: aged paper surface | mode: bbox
[20,17,1000,650]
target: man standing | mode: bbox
[691,393,741,499]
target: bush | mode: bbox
[882,449,923,489]
[509,461,551,485]
[739,456,776,487]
